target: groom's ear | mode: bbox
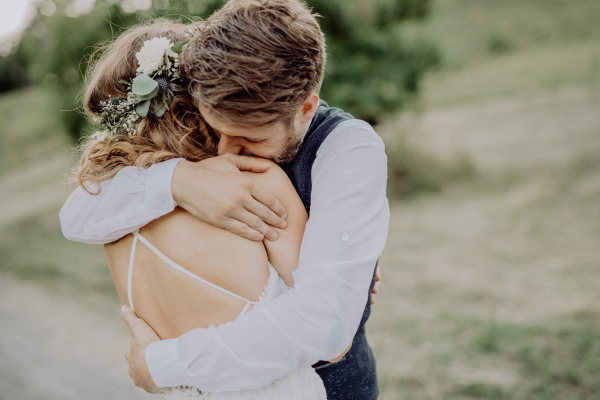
[300,93,319,122]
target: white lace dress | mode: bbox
[127,230,327,400]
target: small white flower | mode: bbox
[136,37,174,74]
[91,130,111,142]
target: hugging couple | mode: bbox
[60,0,390,398]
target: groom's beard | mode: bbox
[273,131,303,166]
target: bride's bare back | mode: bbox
[105,163,306,340]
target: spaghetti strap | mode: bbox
[127,231,138,311]
[130,230,259,308]
[236,301,252,319]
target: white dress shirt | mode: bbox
[60,118,390,391]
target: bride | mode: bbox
[72,19,347,399]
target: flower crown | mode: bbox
[91,29,198,142]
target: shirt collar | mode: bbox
[300,116,314,143]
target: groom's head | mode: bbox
[185,0,325,163]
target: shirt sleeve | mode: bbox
[59,158,182,244]
[145,120,390,391]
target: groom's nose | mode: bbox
[217,134,243,156]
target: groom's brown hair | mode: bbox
[185,0,326,128]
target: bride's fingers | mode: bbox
[121,305,144,337]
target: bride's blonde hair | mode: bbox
[74,19,216,194]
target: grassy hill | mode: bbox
[1,0,600,398]
[0,89,112,312]
[402,0,600,107]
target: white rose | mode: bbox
[136,37,174,74]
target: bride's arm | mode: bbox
[243,162,307,287]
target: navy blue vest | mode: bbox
[283,100,379,400]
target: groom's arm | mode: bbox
[60,156,287,244]
[143,120,389,391]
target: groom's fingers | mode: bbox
[230,155,272,173]
[245,199,287,235]
[228,155,287,220]
[234,208,278,241]
[222,216,266,242]
[250,183,288,221]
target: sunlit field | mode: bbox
[374,96,600,398]
[1,0,600,399]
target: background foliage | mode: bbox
[0,0,438,139]
[2,0,600,399]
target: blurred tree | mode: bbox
[5,0,438,139]
[0,53,30,92]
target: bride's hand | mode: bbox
[172,154,288,242]
[371,265,381,305]
[121,306,165,394]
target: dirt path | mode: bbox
[0,275,154,400]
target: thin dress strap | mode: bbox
[128,230,258,318]
[127,231,138,311]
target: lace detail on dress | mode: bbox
[162,264,327,400]
[164,368,326,400]
[254,263,281,306]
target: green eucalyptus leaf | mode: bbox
[136,100,151,117]
[171,39,188,54]
[150,98,161,114]
[132,74,158,96]
[154,106,167,118]
[163,51,169,68]
[136,85,160,101]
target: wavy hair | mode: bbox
[184,0,326,128]
[74,19,216,194]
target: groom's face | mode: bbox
[200,93,319,163]
[201,108,306,164]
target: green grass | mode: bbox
[0,206,118,309]
[386,134,476,197]
[0,87,117,311]
[399,0,600,107]
[376,317,600,400]
[422,38,600,107]
[2,0,600,396]
[0,88,71,177]
[373,158,600,399]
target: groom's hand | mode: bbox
[172,155,288,242]
[121,306,164,394]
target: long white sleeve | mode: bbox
[145,120,390,391]
[60,158,182,244]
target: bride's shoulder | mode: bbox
[242,160,295,199]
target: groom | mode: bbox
[60,0,389,398]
